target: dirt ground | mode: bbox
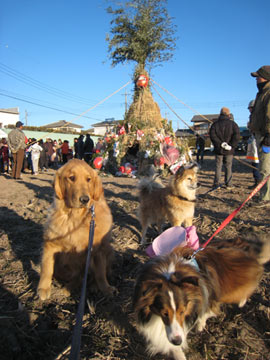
[0,154,270,360]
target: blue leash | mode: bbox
[69,205,95,360]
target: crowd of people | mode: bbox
[1,65,270,207]
[0,126,99,178]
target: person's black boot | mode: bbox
[248,180,258,189]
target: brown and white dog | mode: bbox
[133,231,270,360]
[37,159,115,300]
[138,164,199,244]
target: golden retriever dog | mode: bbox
[37,159,115,300]
[138,164,199,244]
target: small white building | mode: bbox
[41,120,83,133]
[0,108,20,128]
[91,119,120,136]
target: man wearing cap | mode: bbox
[7,121,27,179]
[249,65,270,206]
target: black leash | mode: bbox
[202,183,223,195]
[69,205,95,360]
[202,174,233,195]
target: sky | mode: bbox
[1,0,270,131]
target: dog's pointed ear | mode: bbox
[92,170,104,201]
[133,279,163,324]
[190,163,199,172]
[175,165,185,178]
[141,279,163,297]
[53,170,63,200]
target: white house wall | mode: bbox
[93,126,107,136]
[93,125,116,136]
[0,112,20,128]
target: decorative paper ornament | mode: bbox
[125,162,132,174]
[93,157,103,170]
[136,129,144,141]
[136,74,149,88]
[119,166,125,173]
[164,136,173,146]
[156,132,164,142]
[154,156,165,167]
[119,126,126,135]
[159,156,165,165]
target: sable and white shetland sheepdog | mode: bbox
[133,232,270,360]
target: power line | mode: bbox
[0,62,97,105]
[0,88,89,114]
[0,92,103,121]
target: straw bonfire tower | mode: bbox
[125,68,163,129]
[99,67,190,176]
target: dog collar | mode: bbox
[181,257,200,271]
[177,195,196,203]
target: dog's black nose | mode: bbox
[80,195,90,205]
[171,336,182,346]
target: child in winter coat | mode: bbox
[0,138,9,173]
[29,139,43,175]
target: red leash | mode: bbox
[201,174,270,249]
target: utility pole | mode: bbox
[25,110,28,126]
[122,89,130,116]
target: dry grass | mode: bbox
[0,155,270,359]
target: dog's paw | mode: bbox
[61,287,71,297]
[197,321,206,332]
[37,287,51,301]
[238,299,247,307]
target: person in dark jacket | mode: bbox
[7,121,27,179]
[83,134,94,164]
[77,135,84,160]
[210,107,240,189]
[38,139,48,171]
[249,65,270,206]
[195,134,205,164]
[44,138,54,167]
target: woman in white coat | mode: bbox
[29,139,43,175]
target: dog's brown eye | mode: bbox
[69,175,75,182]
[87,178,91,183]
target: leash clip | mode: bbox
[90,204,95,220]
[182,247,204,271]
[190,246,204,260]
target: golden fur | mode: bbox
[138,164,199,244]
[133,232,270,360]
[37,159,115,300]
